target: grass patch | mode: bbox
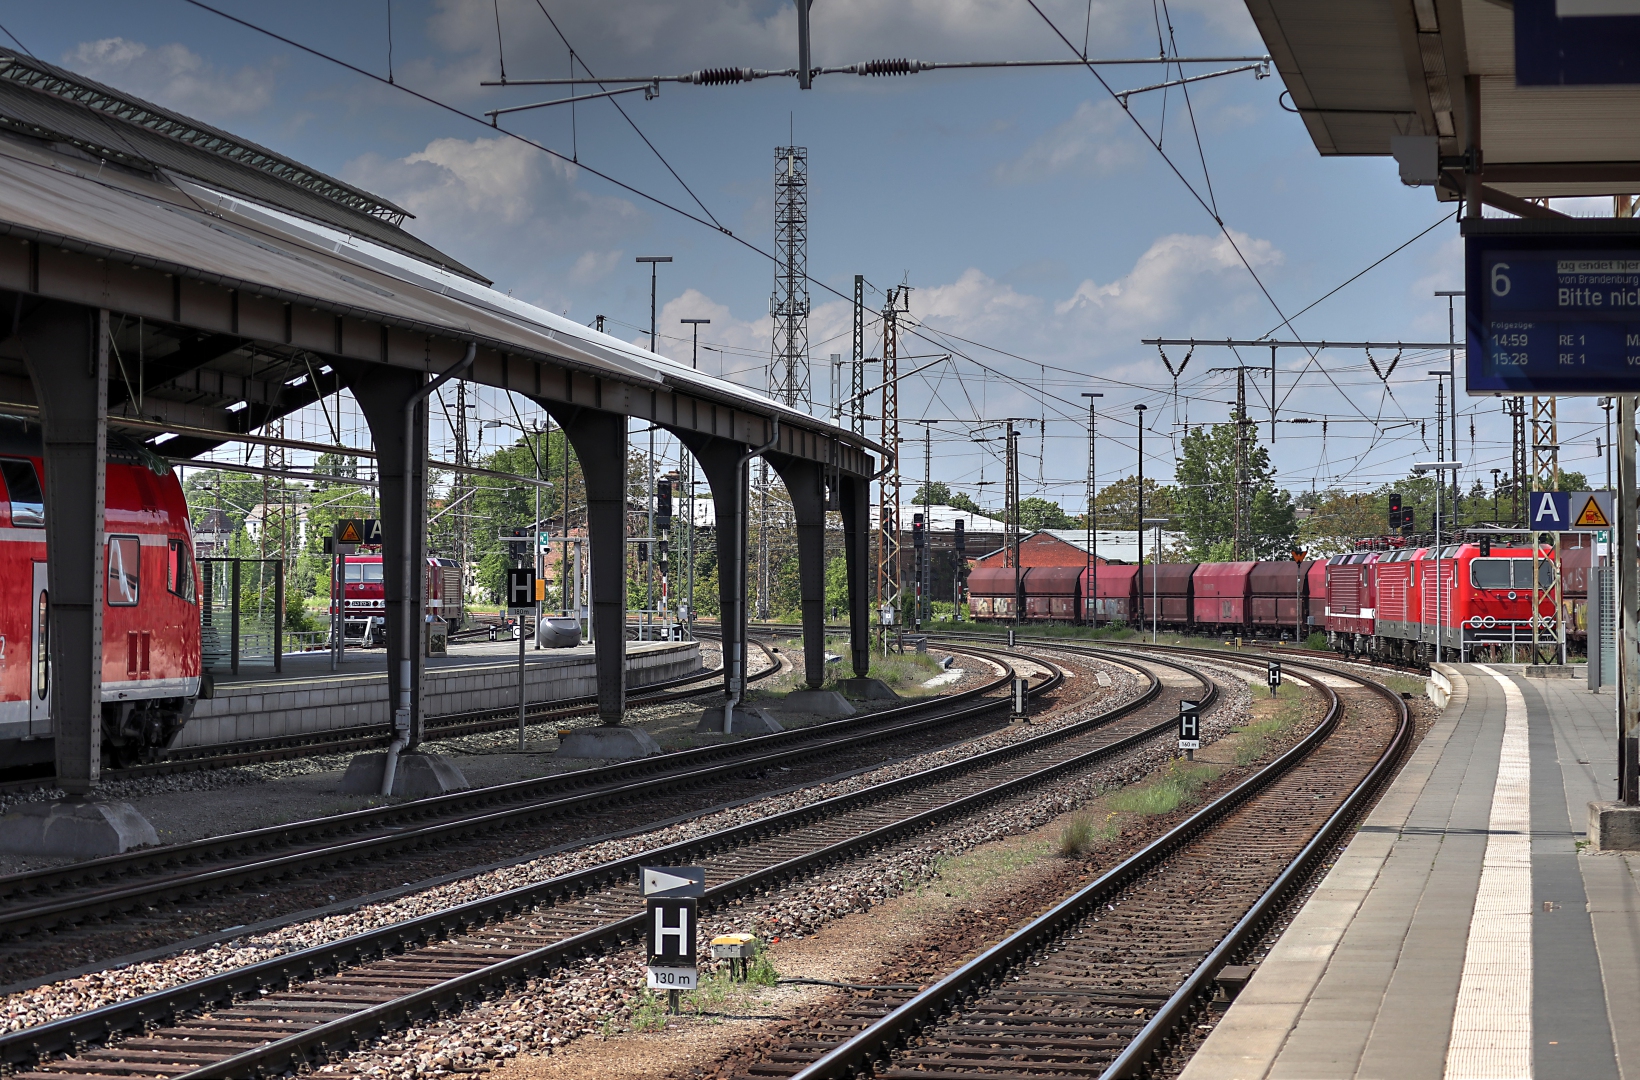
[1058,810,1118,857]
[1108,760,1219,816]
[1377,674,1428,698]
[1305,632,1328,650]
[1231,681,1307,765]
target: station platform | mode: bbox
[1182,663,1638,1080]
[174,639,702,749]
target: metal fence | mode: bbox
[199,557,284,674]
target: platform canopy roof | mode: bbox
[0,47,876,477]
[1246,0,1640,200]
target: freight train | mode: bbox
[967,539,1583,664]
[0,416,201,767]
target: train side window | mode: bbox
[167,538,196,602]
[107,536,140,605]
[0,458,43,527]
[1471,559,1511,589]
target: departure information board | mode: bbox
[1467,223,1640,396]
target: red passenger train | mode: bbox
[966,535,1568,664]
[0,417,201,766]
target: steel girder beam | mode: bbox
[540,402,630,724]
[16,301,106,792]
[334,360,430,746]
[765,453,828,689]
[0,239,875,478]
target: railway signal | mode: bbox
[1267,659,1282,693]
[1387,493,1403,533]
[1179,699,1201,758]
[643,867,705,1011]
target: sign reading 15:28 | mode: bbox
[1466,224,1640,396]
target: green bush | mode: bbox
[1305,632,1328,650]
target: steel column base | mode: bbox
[555,726,662,760]
[0,796,157,857]
[338,752,469,798]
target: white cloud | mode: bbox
[346,135,642,287]
[64,38,276,120]
[995,100,1142,184]
[1055,228,1280,324]
[570,250,624,283]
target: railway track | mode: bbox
[0,644,1028,942]
[717,639,1409,1080]
[0,646,1211,1080]
[0,637,778,795]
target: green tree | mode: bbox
[947,491,984,516]
[1018,496,1074,531]
[1092,474,1178,530]
[1174,422,1296,559]
[912,481,953,505]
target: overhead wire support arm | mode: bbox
[484,81,658,123]
[1143,337,1460,350]
[1114,62,1270,108]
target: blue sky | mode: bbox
[6,1,1614,510]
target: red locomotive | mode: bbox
[335,553,465,647]
[0,416,201,767]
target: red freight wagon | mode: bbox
[1022,566,1081,621]
[1082,564,1139,625]
[1193,562,1255,630]
[1140,563,1197,628]
[967,565,1025,621]
[0,417,201,767]
[1304,559,1328,633]
[1559,534,1592,642]
[1248,561,1307,634]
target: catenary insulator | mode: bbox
[688,67,751,85]
[855,59,927,76]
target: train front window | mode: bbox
[0,458,43,527]
[1471,559,1512,589]
[345,562,384,584]
[107,536,139,605]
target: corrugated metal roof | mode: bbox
[0,47,485,282]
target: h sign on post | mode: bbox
[506,568,537,614]
[1267,659,1282,692]
[643,866,703,993]
[1179,699,1201,752]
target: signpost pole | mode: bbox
[1619,398,1639,804]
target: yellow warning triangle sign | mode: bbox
[338,520,362,543]
[1575,496,1611,529]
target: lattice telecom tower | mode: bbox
[769,147,811,410]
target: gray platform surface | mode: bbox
[1181,663,1639,1080]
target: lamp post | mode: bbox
[1082,392,1103,626]
[1142,517,1169,644]
[636,257,671,638]
[1413,460,1462,664]
[680,318,709,639]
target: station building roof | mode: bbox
[1246,0,1640,199]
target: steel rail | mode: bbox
[2,647,1207,1079]
[785,645,1407,1080]
[0,645,1022,932]
[1098,644,1412,1077]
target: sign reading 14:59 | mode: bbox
[1466,221,1640,396]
